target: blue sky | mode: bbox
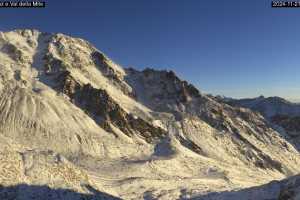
[0,0,299,101]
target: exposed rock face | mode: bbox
[0,29,300,200]
[272,115,300,134]
[271,115,300,150]
[91,51,135,97]
[57,71,80,99]
[126,68,201,113]
[44,52,68,74]
[126,67,297,174]
[56,71,167,143]
[76,83,166,142]
[1,43,26,62]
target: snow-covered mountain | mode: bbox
[0,29,300,199]
[225,96,300,118]
[224,96,300,152]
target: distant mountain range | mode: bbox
[221,95,300,118]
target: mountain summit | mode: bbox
[0,29,300,199]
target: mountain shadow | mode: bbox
[186,178,290,200]
[0,184,122,200]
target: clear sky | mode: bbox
[0,0,299,101]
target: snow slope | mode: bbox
[0,29,299,199]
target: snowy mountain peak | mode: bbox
[0,29,300,199]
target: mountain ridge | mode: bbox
[0,29,300,199]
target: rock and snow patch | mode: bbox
[0,29,299,199]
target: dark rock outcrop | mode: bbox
[56,71,166,143]
[1,43,26,62]
[91,51,135,98]
[272,115,300,137]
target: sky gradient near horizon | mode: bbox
[0,0,299,101]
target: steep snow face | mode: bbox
[0,29,300,200]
